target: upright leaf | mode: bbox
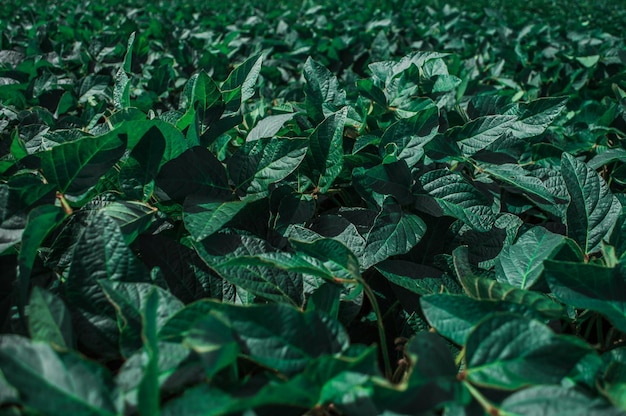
[17,205,66,318]
[27,287,73,349]
[544,260,626,333]
[303,57,346,122]
[561,153,621,254]
[304,108,347,193]
[378,105,439,168]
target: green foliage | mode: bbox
[1,0,626,414]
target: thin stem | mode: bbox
[463,381,498,415]
[360,279,393,380]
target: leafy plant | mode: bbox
[1,0,626,414]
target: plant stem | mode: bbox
[359,278,393,380]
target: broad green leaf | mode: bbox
[480,163,557,204]
[17,205,66,318]
[39,132,127,197]
[0,177,55,253]
[304,108,347,193]
[119,125,166,200]
[378,105,439,168]
[122,120,187,166]
[599,348,626,410]
[544,260,626,333]
[65,212,150,356]
[193,233,304,305]
[138,288,160,416]
[246,112,296,142]
[122,31,135,73]
[447,115,517,156]
[495,226,564,289]
[0,335,116,415]
[221,53,263,106]
[270,186,315,236]
[416,169,495,232]
[376,260,446,296]
[99,281,183,357]
[499,385,621,416]
[27,287,73,349]
[353,161,414,207]
[161,300,349,375]
[183,195,247,242]
[228,137,307,195]
[508,97,568,139]
[465,314,593,390]
[116,342,192,411]
[562,152,621,254]
[157,146,230,201]
[421,294,546,345]
[362,202,426,269]
[454,247,564,318]
[99,200,156,245]
[303,57,346,123]
[183,312,240,378]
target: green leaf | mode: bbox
[161,300,349,376]
[183,195,247,242]
[138,288,160,416]
[447,115,517,156]
[378,105,439,168]
[193,233,304,305]
[0,335,116,416]
[499,385,621,416]
[561,153,621,254]
[544,260,626,333]
[303,57,346,123]
[99,201,156,245]
[353,161,414,207]
[598,347,626,410]
[113,67,131,110]
[303,108,347,193]
[65,212,150,356]
[454,247,564,318]
[421,294,545,346]
[183,312,240,378]
[465,314,593,390]
[99,281,183,357]
[17,205,66,318]
[495,226,564,289]
[376,260,447,296]
[229,137,307,195]
[39,132,127,197]
[362,202,426,269]
[119,125,166,200]
[480,163,558,204]
[221,53,263,107]
[508,97,568,139]
[26,287,73,349]
[157,146,230,201]
[415,169,495,232]
[247,112,296,142]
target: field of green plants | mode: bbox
[1,0,626,414]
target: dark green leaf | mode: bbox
[183,195,247,242]
[39,132,126,197]
[27,287,73,349]
[562,152,621,254]
[0,335,116,416]
[495,226,564,289]
[465,314,593,390]
[544,260,626,333]
[447,115,517,156]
